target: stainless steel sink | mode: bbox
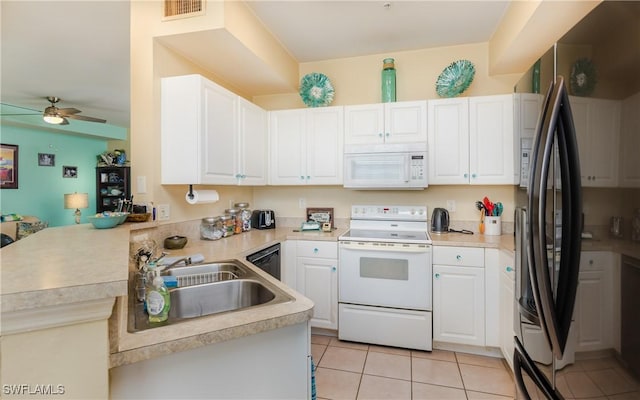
[128,260,293,332]
[169,279,275,319]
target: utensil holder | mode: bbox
[484,216,502,236]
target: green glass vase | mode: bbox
[381,58,396,102]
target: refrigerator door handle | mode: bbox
[513,336,563,400]
[528,77,582,359]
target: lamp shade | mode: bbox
[64,193,89,209]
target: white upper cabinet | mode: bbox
[269,106,344,185]
[428,94,515,184]
[344,101,427,145]
[427,98,470,185]
[620,91,640,187]
[161,74,267,185]
[237,98,268,185]
[570,96,620,187]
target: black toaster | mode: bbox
[251,210,276,229]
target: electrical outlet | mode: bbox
[157,204,170,220]
[446,200,456,212]
[298,198,306,209]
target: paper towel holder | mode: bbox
[187,185,195,201]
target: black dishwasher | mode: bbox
[246,243,281,280]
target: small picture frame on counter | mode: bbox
[307,207,334,229]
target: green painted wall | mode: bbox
[0,125,107,226]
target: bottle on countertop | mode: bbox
[145,262,170,323]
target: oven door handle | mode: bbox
[339,241,430,253]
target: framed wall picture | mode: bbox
[0,143,19,189]
[63,165,78,178]
[38,153,55,166]
[306,207,334,228]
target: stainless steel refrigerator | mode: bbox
[513,75,583,399]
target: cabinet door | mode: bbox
[428,98,469,184]
[485,249,500,347]
[385,100,428,143]
[576,251,613,351]
[572,97,620,187]
[269,110,306,185]
[237,98,267,185]
[306,106,344,185]
[499,251,516,370]
[433,265,485,346]
[296,257,338,330]
[469,95,515,184]
[344,104,385,145]
[620,92,640,187]
[201,80,238,184]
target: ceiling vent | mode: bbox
[164,0,204,20]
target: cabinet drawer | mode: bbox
[433,246,484,267]
[296,241,337,258]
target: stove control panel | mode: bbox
[351,205,428,221]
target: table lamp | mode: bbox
[64,192,89,224]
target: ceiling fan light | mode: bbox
[43,113,64,124]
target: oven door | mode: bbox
[339,241,432,310]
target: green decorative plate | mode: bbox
[299,73,335,107]
[570,58,597,97]
[435,60,475,98]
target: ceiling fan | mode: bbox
[1,96,107,125]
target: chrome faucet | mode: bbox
[160,257,193,274]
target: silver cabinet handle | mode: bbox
[435,273,440,279]
[506,266,514,272]
[456,255,462,261]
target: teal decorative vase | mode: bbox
[381,58,396,102]
[532,59,541,94]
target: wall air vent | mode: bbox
[163,0,205,20]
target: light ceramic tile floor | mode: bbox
[311,335,640,400]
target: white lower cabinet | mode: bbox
[433,246,485,346]
[575,251,615,352]
[499,250,516,369]
[295,241,338,330]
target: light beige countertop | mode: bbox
[430,231,515,253]
[110,227,341,368]
[1,223,130,314]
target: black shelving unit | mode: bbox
[96,166,130,213]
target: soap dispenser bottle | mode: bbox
[145,262,170,323]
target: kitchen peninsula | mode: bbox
[0,221,322,399]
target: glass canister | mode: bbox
[225,208,242,234]
[234,202,252,232]
[200,217,223,240]
[381,58,396,103]
[220,214,235,237]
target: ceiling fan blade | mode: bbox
[60,117,70,125]
[57,107,81,115]
[0,112,41,116]
[65,114,107,123]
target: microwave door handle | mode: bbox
[404,154,410,182]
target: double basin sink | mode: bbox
[128,260,293,332]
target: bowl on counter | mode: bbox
[164,235,188,249]
[88,214,121,229]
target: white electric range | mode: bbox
[338,205,433,351]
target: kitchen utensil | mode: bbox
[494,202,503,217]
[483,197,494,216]
[475,201,486,233]
[431,208,450,234]
[448,228,474,235]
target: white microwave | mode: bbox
[343,143,428,189]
